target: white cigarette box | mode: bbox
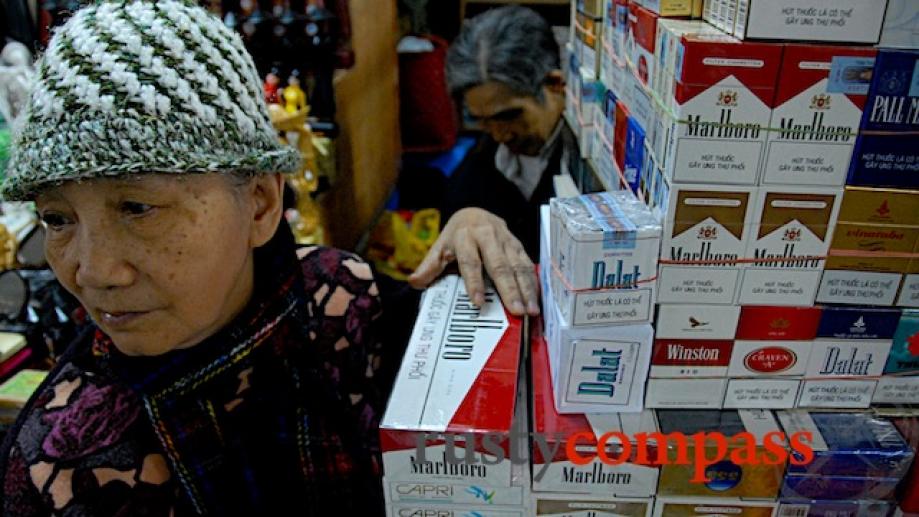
[658,185,756,305]
[739,186,843,307]
[650,338,734,378]
[729,340,813,377]
[383,477,528,507]
[550,192,661,327]
[380,276,522,486]
[874,376,919,405]
[724,378,802,409]
[386,503,525,517]
[534,494,653,516]
[797,379,878,408]
[644,378,728,409]
[655,304,741,340]
[653,497,777,517]
[531,327,661,496]
[732,0,888,43]
[879,0,919,49]
[805,340,892,378]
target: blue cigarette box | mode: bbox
[816,306,902,340]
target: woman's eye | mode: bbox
[120,201,155,216]
[40,213,71,230]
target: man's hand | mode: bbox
[408,208,540,317]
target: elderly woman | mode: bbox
[0,1,384,515]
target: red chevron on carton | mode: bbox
[380,275,522,486]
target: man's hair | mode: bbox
[446,5,561,101]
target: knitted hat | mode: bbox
[1,0,301,201]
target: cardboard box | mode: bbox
[777,500,898,517]
[653,497,777,517]
[797,379,877,408]
[723,378,802,409]
[635,0,693,17]
[531,328,661,496]
[779,411,914,479]
[731,0,888,43]
[736,306,823,341]
[657,185,756,305]
[848,49,919,189]
[651,338,734,378]
[879,0,919,49]
[739,186,843,306]
[380,276,522,486]
[655,409,786,498]
[763,45,876,187]
[655,304,741,340]
[663,35,782,185]
[550,192,661,327]
[729,341,812,377]
[534,494,654,516]
[645,378,728,408]
[883,309,919,374]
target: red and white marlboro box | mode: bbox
[626,3,658,88]
[531,326,661,496]
[736,306,823,341]
[763,45,877,187]
[534,493,653,516]
[645,378,728,409]
[380,275,522,486]
[651,338,734,378]
[658,185,756,305]
[661,34,782,185]
[731,0,888,43]
[655,304,741,340]
[739,186,843,306]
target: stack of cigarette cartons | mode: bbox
[379,275,530,516]
[874,310,919,406]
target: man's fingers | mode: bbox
[474,226,525,316]
[508,243,540,316]
[408,238,449,289]
[454,228,486,307]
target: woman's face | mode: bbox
[36,173,284,356]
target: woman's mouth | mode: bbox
[99,310,150,328]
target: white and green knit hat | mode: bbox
[1,0,301,201]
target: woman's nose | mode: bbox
[73,229,136,290]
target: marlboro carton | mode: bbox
[662,34,782,185]
[653,20,720,109]
[763,45,876,187]
[724,378,802,409]
[657,185,756,305]
[534,494,653,516]
[776,500,898,517]
[626,4,658,88]
[549,192,661,327]
[645,378,728,409]
[655,304,741,340]
[655,409,786,498]
[739,187,843,306]
[653,497,777,517]
[380,276,522,486]
[731,0,888,43]
[848,49,919,190]
[531,328,661,496]
[736,306,823,341]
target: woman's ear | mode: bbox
[544,70,565,94]
[248,173,285,248]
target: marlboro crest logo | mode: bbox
[810,94,831,110]
[697,226,719,240]
[718,90,738,107]
[782,228,802,242]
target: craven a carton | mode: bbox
[534,494,653,516]
[763,45,876,187]
[653,497,777,517]
[657,185,756,305]
[531,328,660,496]
[731,0,888,43]
[645,378,728,409]
[662,34,782,185]
[655,409,786,498]
[380,276,521,486]
[849,49,919,189]
[739,187,842,306]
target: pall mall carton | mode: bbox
[729,0,889,44]
[875,309,919,405]
[657,184,756,305]
[763,45,877,187]
[379,275,522,486]
[738,186,843,307]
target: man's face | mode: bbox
[464,79,564,156]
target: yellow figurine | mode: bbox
[281,73,307,115]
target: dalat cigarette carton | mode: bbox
[644,378,728,409]
[653,497,777,517]
[531,327,660,496]
[657,185,756,305]
[723,378,802,409]
[731,0,888,43]
[807,306,900,381]
[380,276,522,486]
[797,380,878,408]
[739,187,843,306]
[763,45,876,187]
[534,494,654,516]
[848,49,919,189]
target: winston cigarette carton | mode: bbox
[645,378,728,409]
[739,186,843,306]
[380,275,522,486]
[655,304,741,340]
[651,338,734,378]
[763,45,876,187]
[531,327,660,496]
[657,185,756,305]
[653,497,777,517]
[534,494,653,517]
[731,0,888,43]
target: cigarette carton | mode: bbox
[651,338,734,378]
[626,4,658,88]
[739,187,843,306]
[576,11,602,79]
[736,306,823,341]
[534,494,654,516]
[731,0,888,44]
[691,0,703,18]
[380,276,522,486]
[777,411,915,479]
[549,192,661,327]
[777,500,898,517]
[653,497,777,517]
[657,185,756,305]
[383,477,528,507]
[655,409,786,498]
[891,416,919,513]
[805,340,891,378]
[898,235,919,307]
[883,309,919,374]
[780,475,900,501]
[531,327,661,496]
[729,341,812,377]
[723,378,802,409]
[879,0,919,49]
[615,100,630,173]
[624,119,646,194]
[663,34,782,185]
[763,45,876,187]
[653,20,720,110]
[645,378,728,409]
[655,304,741,340]
[385,503,525,517]
[817,306,903,341]
[873,376,919,405]
[848,49,919,189]
[797,380,878,409]
[635,0,693,17]
[578,0,604,19]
